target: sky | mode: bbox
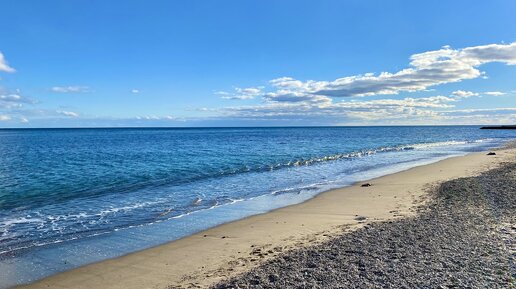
[0,0,515,127]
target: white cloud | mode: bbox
[135,115,177,120]
[484,91,506,96]
[0,94,23,103]
[0,52,15,73]
[219,86,264,100]
[264,90,331,103]
[51,86,89,93]
[0,115,11,121]
[131,89,140,94]
[57,110,79,117]
[0,93,34,109]
[451,90,478,98]
[263,42,516,98]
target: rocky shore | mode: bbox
[213,163,516,288]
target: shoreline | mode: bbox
[16,146,515,289]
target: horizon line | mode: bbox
[0,124,501,130]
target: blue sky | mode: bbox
[0,0,515,127]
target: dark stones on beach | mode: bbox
[211,163,516,289]
[354,216,367,221]
[487,152,497,155]
[361,183,372,187]
[267,274,279,283]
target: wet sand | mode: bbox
[18,147,515,289]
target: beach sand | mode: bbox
[17,147,515,289]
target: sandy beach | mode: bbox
[17,146,515,289]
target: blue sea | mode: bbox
[0,126,513,287]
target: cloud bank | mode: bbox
[51,86,90,93]
[265,42,516,100]
[204,42,516,125]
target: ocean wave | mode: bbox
[0,217,44,227]
[0,194,251,256]
[271,183,324,196]
[0,230,112,256]
[262,139,493,170]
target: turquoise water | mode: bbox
[0,126,513,287]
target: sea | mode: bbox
[0,126,513,287]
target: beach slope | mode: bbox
[214,156,515,288]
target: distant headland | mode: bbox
[480,125,516,129]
